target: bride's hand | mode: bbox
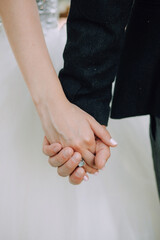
[38,98,117,168]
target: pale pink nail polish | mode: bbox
[83,176,89,181]
[110,138,118,146]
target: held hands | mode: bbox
[38,99,117,170]
[38,94,117,184]
[43,125,117,185]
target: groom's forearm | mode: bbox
[59,0,133,125]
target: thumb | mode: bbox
[88,117,118,147]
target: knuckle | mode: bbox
[83,135,93,144]
[105,129,111,138]
[65,154,81,170]
[89,115,95,122]
[103,131,108,138]
[74,140,83,151]
[100,126,108,136]
[65,160,74,170]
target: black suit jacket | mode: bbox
[59,0,160,126]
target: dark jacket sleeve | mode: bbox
[58,0,133,125]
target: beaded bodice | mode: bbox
[0,1,58,32]
[36,0,58,30]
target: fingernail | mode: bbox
[64,149,72,158]
[110,138,118,146]
[101,166,105,171]
[94,171,99,176]
[53,146,61,152]
[83,175,89,181]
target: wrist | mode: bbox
[34,89,69,112]
[33,83,70,117]
[28,72,68,109]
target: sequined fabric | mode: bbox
[36,0,58,30]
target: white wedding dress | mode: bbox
[0,20,160,240]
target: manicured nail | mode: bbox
[94,171,99,176]
[53,145,61,152]
[110,138,118,146]
[64,149,72,158]
[83,175,89,181]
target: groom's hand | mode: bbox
[43,136,92,184]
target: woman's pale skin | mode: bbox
[0,0,117,184]
[43,125,113,184]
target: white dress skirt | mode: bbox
[0,24,160,240]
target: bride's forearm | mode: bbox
[0,0,67,107]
